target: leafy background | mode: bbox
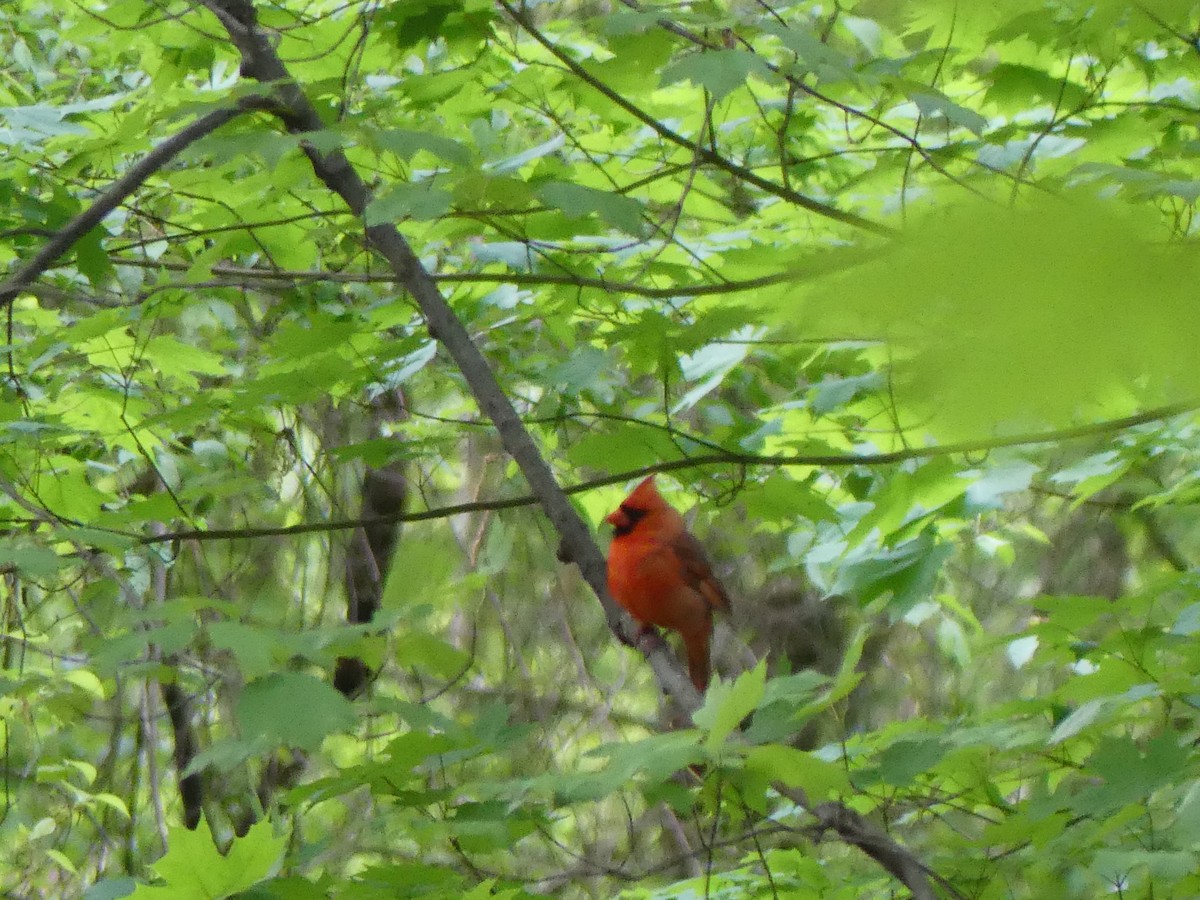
[1,0,1200,897]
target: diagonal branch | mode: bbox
[809,800,944,900]
[196,0,700,704]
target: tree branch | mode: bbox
[196,0,702,706]
[128,399,1198,544]
[809,800,941,900]
[107,253,847,298]
[0,103,261,309]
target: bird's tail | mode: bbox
[682,619,712,693]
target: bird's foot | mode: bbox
[618,622,660,649]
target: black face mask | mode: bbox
[611,504,647,538]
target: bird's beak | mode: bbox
[605,509,627,529]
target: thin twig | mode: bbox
[497,0,894,237]
[106,249,881,298]
[128,398,1198,545]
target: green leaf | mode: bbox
[487,135,565,174]
[579,732,705,799]
[207,622,276,679]
[878,736,945,786]
[352,861,464,894]
[740,473,837,524]
[535,181,644,235]
[76,225,115,287]
[841,15,882,54]
[661,50,770,99]
[1049,451,1129,501]
[239,876,328,900]
[790,626,867,721]
[181,737,267,779]
[674,327,759,412]
[590,26,675,95]
[743,744,851,799]
[454,173,533,210]
[568,422,684,473]
[696,660,766,750]
[142,336,227,386]
[985,63,1088,109]
[83,878,136,900]
[46,848,77,873]
[91,619,197,672]
[1092,848,1196,883]
[964,459,1039,510]
[365,183,453,224]
[543,345,611,392]
[92,793,131,819]
[788,196,1200,436]
[835,535,953,615]
[0,541,63,577]
[810,372,883,415]
[36,464,108,522]
[1036,594,1115,633]
[372,128,471,165]
[236,674,356,751]
[379,0,463,49]
[382,525,460,611]
[1172,603,1200,636]
[909,90,988,135]
[1048,697,1108,745]
[762,22,855,79]
[1072,163,1200,202]
[64,669,106,700]
[1077,733,1189,813]
[264,314,358,362]
[132,818,284,899]
[394,631,471,679]
[385,730,460,775]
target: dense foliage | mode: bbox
[1,1,1199,897]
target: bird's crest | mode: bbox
[621,475,664,512]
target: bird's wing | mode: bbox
[673,530,732,614]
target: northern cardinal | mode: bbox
[605,476,732,692]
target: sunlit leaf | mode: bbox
[787,196,1200,436]
[131,818,284,899]
[696,660,766,750]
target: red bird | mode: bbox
[605,476,732,692]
